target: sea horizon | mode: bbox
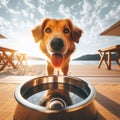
[20,60,117,65]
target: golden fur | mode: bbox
[32,18,82,75]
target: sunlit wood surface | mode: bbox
[0,64,120,120]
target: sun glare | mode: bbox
[11,30,45,58]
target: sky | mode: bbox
[0,0,120,59]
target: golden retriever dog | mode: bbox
[32,18,82,75]
[32,18,82,109]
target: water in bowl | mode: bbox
[23,83,88,107]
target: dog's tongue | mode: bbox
[50,53,64,67]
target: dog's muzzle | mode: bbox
[40,92,72,110]
[46,98,67,110]
[48,37,66,67]
[50,38,64,51]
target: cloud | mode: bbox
[30,13,34,20]
[58,4,71,18]
[82,0,92,16]
[8,8,21,15]
[24,0,35,10]
[105,5,120,21]
[38,0,47,5]
[0,0,120,58]
[0,17,6,33]
[0,16,13,36]
[94,0,104,9]
[38,6,47,18]
[22,10,29,17]
[0,0,9,8]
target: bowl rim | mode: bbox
[14,75,96,113]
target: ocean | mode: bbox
[25,60,116,65]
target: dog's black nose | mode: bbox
[46,98,66,110]
[50,38,64,51]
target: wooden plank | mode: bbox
[100,20,120,36]
[101,45,120,52]
[108,51,111,69]
[97,51,109,69]
[0,84,17,120]
[0,34,6,39]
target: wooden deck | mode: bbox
[0,64,120,120]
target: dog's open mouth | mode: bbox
[50,53,64,67]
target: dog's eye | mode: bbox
[63,28,70,34]
[45,27,51,33]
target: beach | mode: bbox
[0,60,120,120]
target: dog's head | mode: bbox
[32,18,82,67]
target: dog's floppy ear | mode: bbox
[32,18,49,43]
[32,25,42,43]
[72,26,82,43]
[66,19,82,43]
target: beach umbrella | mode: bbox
[0,34,6,39]
[100,20,120,36]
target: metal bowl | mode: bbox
[14,75,97,120]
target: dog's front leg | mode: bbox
[47,61,54,75]
[61,63,69,75]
